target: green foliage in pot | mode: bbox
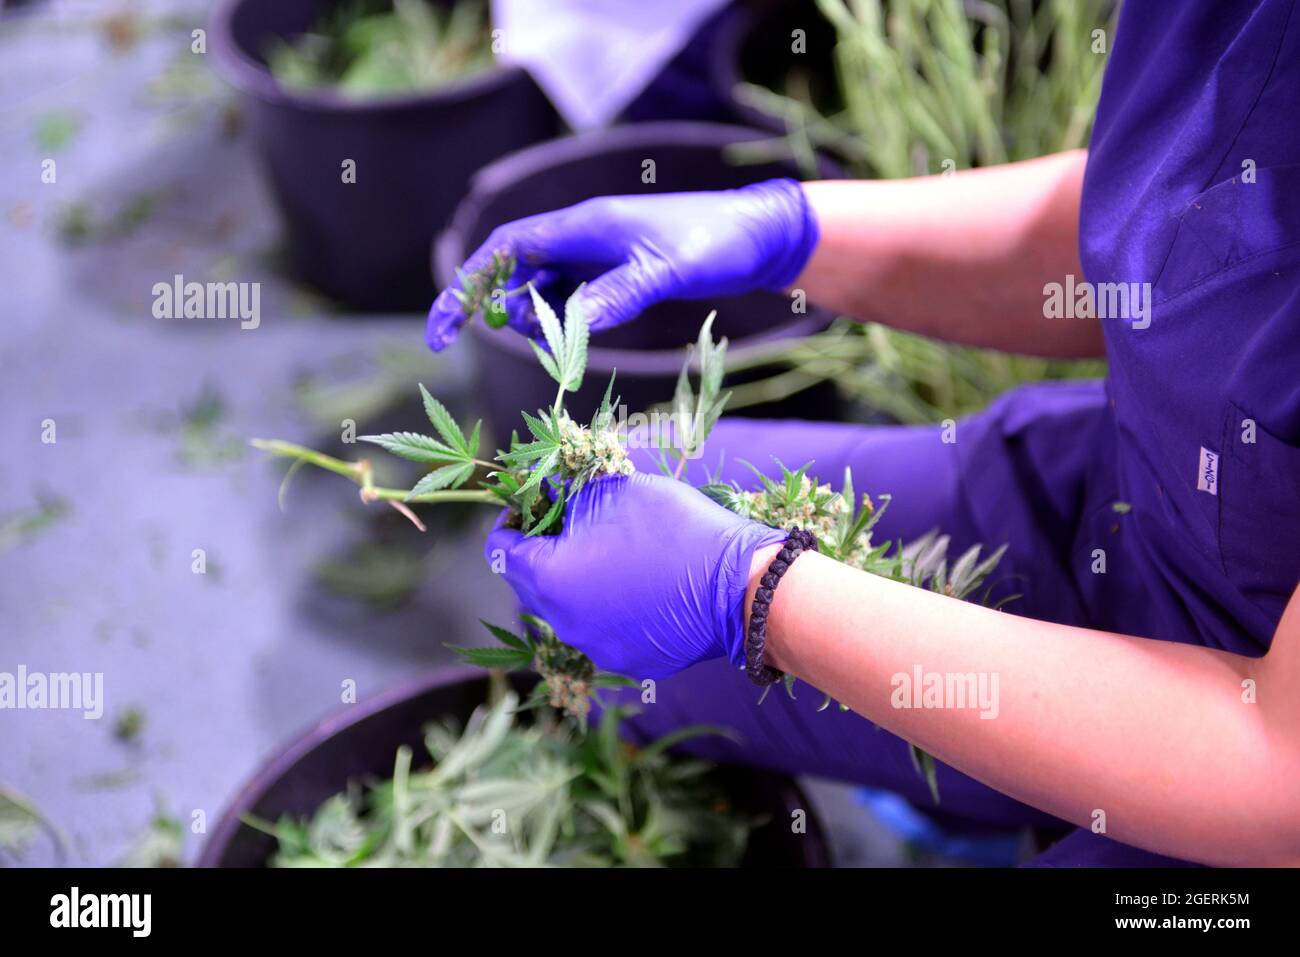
[728,0,1114,423]
[267,0,494,98]
[246,691,755,867]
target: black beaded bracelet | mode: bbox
[745,527,818,686]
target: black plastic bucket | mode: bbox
[434,122,844,438]
[710,1,842,140]
[210,0,560,312]
[199,666,830,867]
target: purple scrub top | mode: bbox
[1077,0,1300,655]
[614,1,1300,868]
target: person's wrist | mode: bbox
[743,539,787,677]
[715,524,785,669]
[745,542,783,631]
[736,178,820,291]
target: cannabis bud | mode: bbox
[529,618,597,720]
[744,475,851,544]
[558,416,634,477]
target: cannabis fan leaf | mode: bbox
[658,313,729,478]
[528,284,589,405]
[360,384,482,500]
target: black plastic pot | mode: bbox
[210,0,560,312]
[435,122,844,436]
[199,666,830,867]
[711,1,842,139]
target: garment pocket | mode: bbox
[1217,401,1300,619]
[1154,164,1300,301]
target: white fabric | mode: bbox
[492,0,731,129]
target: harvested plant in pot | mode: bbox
[713,0,1112,423]
[203,669,826,867]
[211,0,558,311]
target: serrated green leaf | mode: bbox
[405,461,474,499]
[516,483,541,532]
[696,312,727,398]
[417,384,469,455]
[561,292,589,393]
[500,440,557,469]
[466,420,482,460]
[492,470,520,494]
[590,673,638,689]
[520,408,559,444]
[359,431,461,463]
[529,286,565,377]
[663,313,730,468]
[672,362,693,440]
[699,482,745,513]
[592,371,618,430]
[445,644,535,670]
[526,486,565,537]
[837,467,856,543]
[519,613,554,641]
[479,621,531,652]
[517,449,559,496]
[529,338,560,382]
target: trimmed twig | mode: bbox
[251,439,498,509]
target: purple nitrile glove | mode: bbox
[484,473,787,680]
[427,178,819,351]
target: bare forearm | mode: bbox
[748,547,1300,866]
[796,150,1102,358]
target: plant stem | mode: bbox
[251,439,498,506]
[366,487,498,505]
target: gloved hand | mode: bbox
[427,178,819,351]
[484,473,787,679]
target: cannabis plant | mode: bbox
[267,0,493,98]
[247,691,752,867]
[256,282,1011,806]
[727,0,1112,423]
[733,0,1114,179]
[722,318,1106,425]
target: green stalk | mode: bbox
[250,439,498,506]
